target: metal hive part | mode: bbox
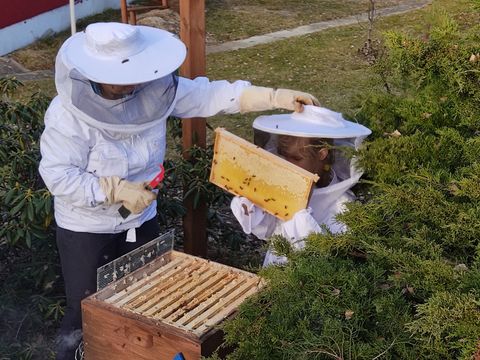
[96,230,175,291]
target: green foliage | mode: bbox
[0,77,53,247]
[215,8,480,360]
[165,117,234,210]
[156,142,250,255]
[176,145,224,209]
[0,77,61,359]
[223,254,417,360]
[155,158,187,227]
[407,291,480,359]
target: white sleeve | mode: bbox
[281,208,321,250]
[38,103,105,208]
[172,77,251,118]
[324,195,352,234]
[230,196,277,240]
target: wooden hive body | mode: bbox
[82,251,263,359]
[210,128,319,220]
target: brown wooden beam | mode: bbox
[120,0,128,23]
[179,0,207,257]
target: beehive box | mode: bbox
[210,128,319,220]
[82,250,264,360]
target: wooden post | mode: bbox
[179,0,207,257]
[120,0,128,23]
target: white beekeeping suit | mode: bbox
[39,23,320,233]
[40,23,253,233]
[231,106,371,267]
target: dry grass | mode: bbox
[9,0,412,71]
[206,0,407,43]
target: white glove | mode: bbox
[99,176,157,214]
[239,86,320,113]
[230,196,276,239]
[231,197,257,233]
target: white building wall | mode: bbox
[0,0,122,56]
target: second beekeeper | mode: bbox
[231,106,372,266]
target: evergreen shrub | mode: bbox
[217,10,480,360]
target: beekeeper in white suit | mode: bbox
[231,106,371,267]
[39,22,319,359]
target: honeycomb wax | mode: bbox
[210,128,319,220]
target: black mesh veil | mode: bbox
[53,30,182,133]
[253,128,357,183]
[69,69,178,127]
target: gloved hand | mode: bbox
[99,176,157,214]
[231,196,256,233]
[239,86,320,113]
[231,196,276,239]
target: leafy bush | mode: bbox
[0,77,60,359]
[216,9,480,360]
[0,78,53,248]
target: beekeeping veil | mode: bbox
[253,106,371,205]
[54,22,186,133]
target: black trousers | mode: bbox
[55,218,160,359]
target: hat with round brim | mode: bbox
[62,22,186,85]
[253,105,372,139]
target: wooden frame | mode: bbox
[210,128,319,221]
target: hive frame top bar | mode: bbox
[99,250,264,338]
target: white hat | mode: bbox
[62,22,186,85]
[253,105,372,139]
